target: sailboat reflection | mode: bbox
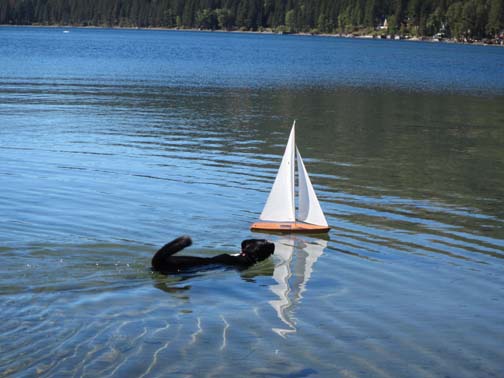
[269,237,327,337]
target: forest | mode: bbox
[1,0,503,40]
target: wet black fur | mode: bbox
[151,236,275,274]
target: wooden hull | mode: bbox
[250,221,330,234]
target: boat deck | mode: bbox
[250,221,330,234]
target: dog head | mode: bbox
[240,239,275,263]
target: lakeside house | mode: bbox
[378,18,388,31]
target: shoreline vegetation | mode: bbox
[3,23,503,47]
[1,0,503,45]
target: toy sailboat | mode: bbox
[251,121,330,233]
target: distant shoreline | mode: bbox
[2,24,503,47]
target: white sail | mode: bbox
[260,122,296,222]
[259,121,328,228]
[296,148,329,227]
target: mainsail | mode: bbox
[259,122,296,222]
[259,121,328,227]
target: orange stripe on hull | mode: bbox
[250,221,330,234]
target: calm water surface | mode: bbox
[1,27,504,377]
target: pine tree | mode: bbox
[1,0,502,40]
[487,0,503,37]
[285,8,295,32]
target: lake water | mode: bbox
[1,27,503,378]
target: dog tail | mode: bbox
[152,236,192,271]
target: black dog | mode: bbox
[151,236,274,273]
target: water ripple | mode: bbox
[1,32,503,376]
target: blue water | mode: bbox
[0,27,503,378]
[2,27,504,92]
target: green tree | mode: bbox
[182,0,196,27]
[388,14,398,34]
[216,8,234,30]
[2,0,502,40]
[338,5,352,33]
[246,0,262,30]
[446,2,464,38]
[487,0,503,36]
[235,0,248,29]
[196,8,217,29]
[460,0,487,38]
[364,0,376,27]
[426,7,443,35]
[285,8,295,32]
[350,1,363,27]
[317,12,331,33]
